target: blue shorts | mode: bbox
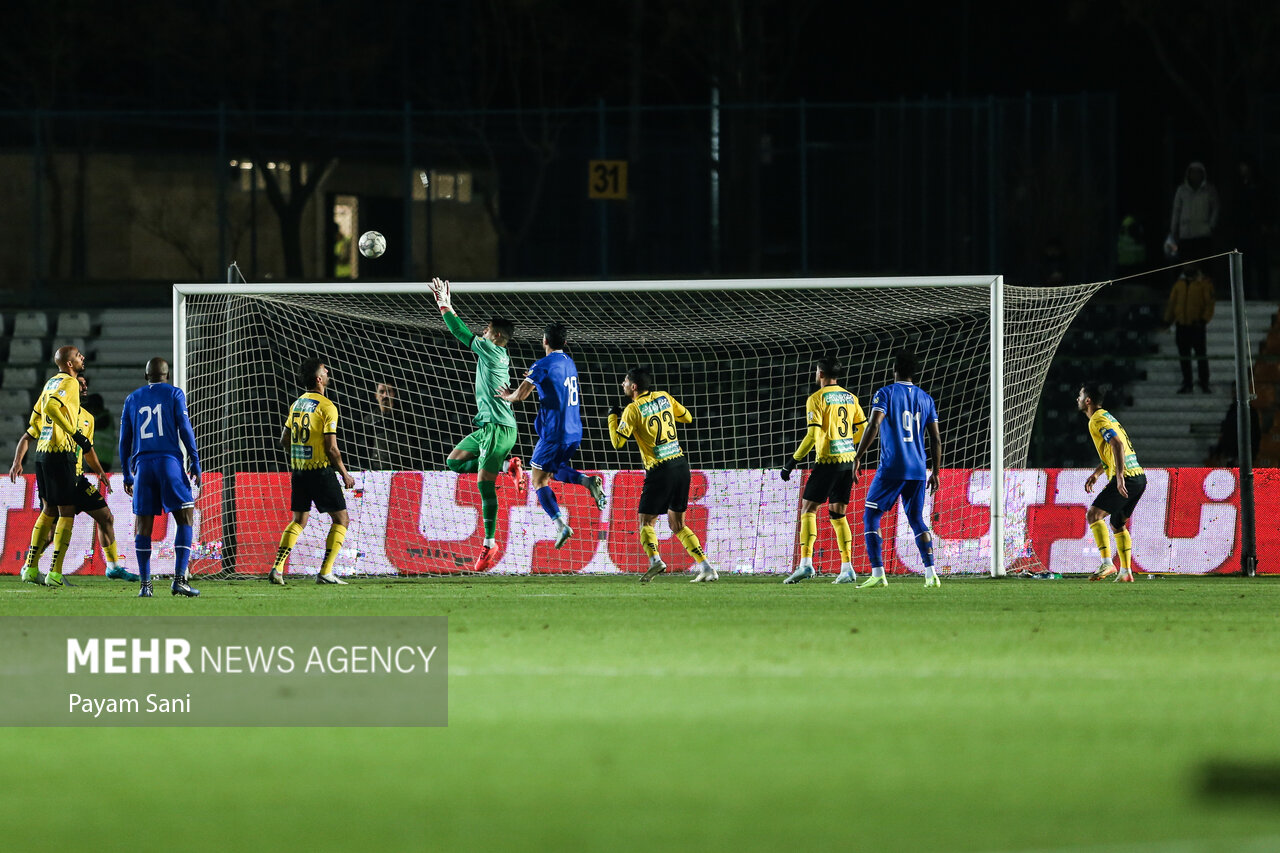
[530,438,580,473]
[131,456,194,517]
[865,474,927,522]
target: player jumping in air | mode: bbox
[9,373,137,584]
[268,358,357,586]
[496,321,606,549]
[120,358,202,597]
[781,357,867,584]
[431,277,522,572]
[608,367,716,583]
[852,351,943,588]
[1077,381,1146,582]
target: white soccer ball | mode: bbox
[358,230,387,259]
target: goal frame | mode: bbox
[173,275,1007,577]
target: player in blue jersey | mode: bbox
[497,322,606,548]
[852,351,943,588]
[119,358,202,598]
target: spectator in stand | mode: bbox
[1168,161,1219,263]
[1115,215,1146,278]
[1164,264,1215,394]
[1207,382,1261,466]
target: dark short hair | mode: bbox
[544,322,568,350]
[815,357,842,381]
[298,357,325,390]
[626,366,653,393]
[490,317,515,341]
[894,350,919,380]
[1080,381,1105,406]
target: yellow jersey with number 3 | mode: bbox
[804,385,865,463]
[286,392,339,471]
[609,390,691,469]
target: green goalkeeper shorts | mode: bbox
[454,423,518,475]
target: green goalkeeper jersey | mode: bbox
[443,310,517,428]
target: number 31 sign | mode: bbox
[588,160,628,199]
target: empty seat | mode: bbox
[6,338,44,365]
[0,388,31,414]
[55,311,92,338]
[0,415,26,437]
[1,367,38,389]
[12,311,48,338]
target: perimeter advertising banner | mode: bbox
[2,468,1277,576]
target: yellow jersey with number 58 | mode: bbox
[609,390,691,469]
[805,385,865,463]
[286,392,339,471]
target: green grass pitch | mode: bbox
[2,574,1280,852]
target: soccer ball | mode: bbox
[358,230,387,259]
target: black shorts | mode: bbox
[638,456,692,516]
[72,475,108,514]
[1091,473,1147,526]
[802,461,854,505]
[290,468,347,514]
[34,452,78,507]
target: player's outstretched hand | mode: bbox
[927,471,940,495]
[342,471,357,490]
[8,460,22,483]
[124,481,134,497]
[430,276,453,311]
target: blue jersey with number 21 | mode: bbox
[869,381,937,480]
[526,351,583,444]
[119,383,201,485]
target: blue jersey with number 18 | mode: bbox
[527,351,583,444]
[869,381,937,480]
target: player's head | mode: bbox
[77,374,88,394]
[375,381,396,411]
[893,350,918,381]
[54,345,85,375]
[144,357,170,383]
[815,357,842,384]
[622,366,652,399]
[1078,381,1104,413]
[544,321,568,351]
[298,357,328,391]
[484,317,515,347]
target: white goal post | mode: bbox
[173,276,1104,579]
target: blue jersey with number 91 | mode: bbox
[869,381,937,480]
[526,351,583,444]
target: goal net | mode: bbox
[173,277,1103,579]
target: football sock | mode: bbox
[639,525,660,562]
[104,539,121,570]
[49,516,75,574]
[24,512,55,570]
[915,530,935,569]
[446,456,480,474]
[174,524,194,580]
[864,506,885,575]
[135,534,152,583]
[830,514,853,563]
[536,485,561,522]
[478,479,498,539]
[1114,528,1133,570]
[799,511,818,559]
[273,522,303,572]
[1090,519,1112,559]
[675,527,706,563]
[554,465,585,486]
[321,524,347,575]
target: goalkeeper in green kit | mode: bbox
[431,277,524,571]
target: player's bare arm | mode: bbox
[496,378,536,403]
[9,433,32,482]
[927,420,942,494]
[323,433,356,489]
[852,410,885,482]
[1108,435,1129,498]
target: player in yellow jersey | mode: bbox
[780,358,866,585]
[607,366,717,583]
[10,346,111,587]
[9,372,135,584]
[268,358,357,586]
[1078,381,1147,582]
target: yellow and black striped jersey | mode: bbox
[609,390,691,469]
[27,372,82,454]
[796,385,865,464]
[286,392,339,471]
